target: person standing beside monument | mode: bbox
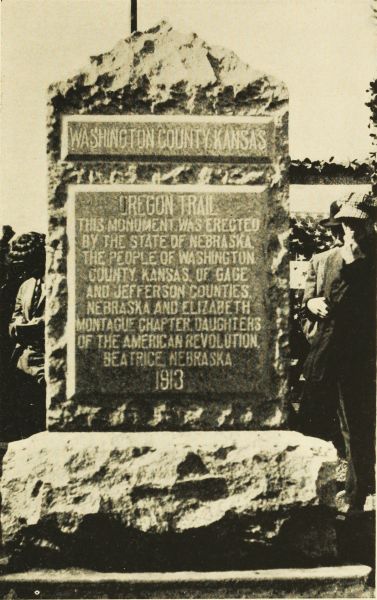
[299,191,376,511]
[299,200,344,344]
[297,200,345,450]
[0,225,18,439]
[6,232,46,439]
[0,226,15,287]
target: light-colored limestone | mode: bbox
[1,431,338,568]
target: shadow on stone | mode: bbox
[6,507,340,573]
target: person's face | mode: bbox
[329,226,343,246]
[341,219,374,248]
[9,261,27,280]
[10,252,45,280]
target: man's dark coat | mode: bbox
[299,245,375,501]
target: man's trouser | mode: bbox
[337,378,375,510]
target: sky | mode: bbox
[1,0,375,233]
[290,184,371,214]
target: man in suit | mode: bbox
[299,192,375,511]
[300,200,343,343]
[298,201,345,450]
[6,232,46,439]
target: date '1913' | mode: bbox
[155,369,184,391]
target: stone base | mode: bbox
[0,567,372,599]
[1,431,339,570]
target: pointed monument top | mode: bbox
[48,21,287,116]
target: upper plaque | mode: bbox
[61,115,276,161]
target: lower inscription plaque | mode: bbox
[67,184,275,399]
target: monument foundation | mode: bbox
[1,22,341,571]
[2,431,339,570]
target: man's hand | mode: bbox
[307,297,329,319]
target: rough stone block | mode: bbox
[1,431,338,570]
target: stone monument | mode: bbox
[1,22,338,570]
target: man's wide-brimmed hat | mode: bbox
[319,201,342,228]
[335,191,376,221]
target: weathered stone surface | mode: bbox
[47,20,287,154]
[1,431,338,569]
[47,21,289,431]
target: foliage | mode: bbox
[366,78,377,193]
[290,158,371,184]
